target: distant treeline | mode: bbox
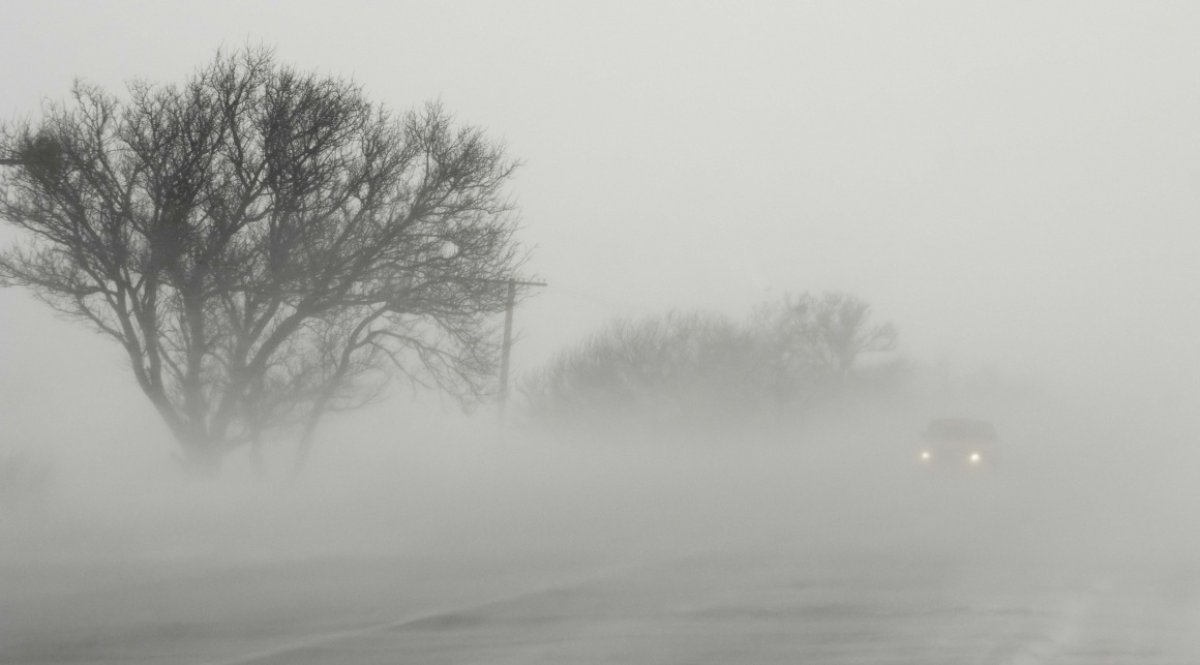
[521,292,907,429]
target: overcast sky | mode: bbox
[2,1,1198,447]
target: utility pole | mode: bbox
[417,273,545,419]
[497,277,547,419]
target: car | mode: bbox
[917,418,997,469]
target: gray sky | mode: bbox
[2,1,1198,444]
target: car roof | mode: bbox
[925,418,997,440]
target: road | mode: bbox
[4,540,1199,665]
[213,551,1200,665]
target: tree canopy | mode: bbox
[0,49,525,473]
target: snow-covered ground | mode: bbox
[323,554,1200,664]
[4,541,1199,664]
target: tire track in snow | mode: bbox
[192,551,714,665]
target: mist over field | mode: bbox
[6,352,1196,575]
[7,375,1200,661]
[2,1,1200,662]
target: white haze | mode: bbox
[1,2,1199,661]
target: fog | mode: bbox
[3,1,1200,661]
[9,378,1195,565]
[7,381,1200,659]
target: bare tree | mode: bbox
[521,311,759,427]
[756,291,898,384]
[524,294,901,431]
[807,292,898,377]
[0,48,524,474]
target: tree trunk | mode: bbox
[293,400,328,476]
[175,430,225,477]
[177,446,223,477]
[249,438,266,479]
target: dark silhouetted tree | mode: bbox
[0,49,524,474]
